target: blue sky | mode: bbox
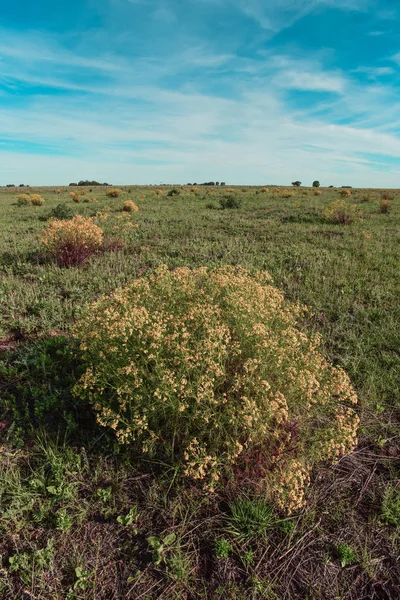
[1,0,400,186]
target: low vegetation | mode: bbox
[0,184,399,599]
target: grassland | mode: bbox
[0,184,399,599]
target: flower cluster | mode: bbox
[74,265,359,512]
[40,215,103,267]
[323,200,361,225]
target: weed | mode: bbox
[382,485,400,526]
[227,498,275,540]
[219,194,242,209]
[334,543,357,567]
[215,538,232,559]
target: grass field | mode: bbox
[0,184,399,599]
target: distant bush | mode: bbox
[167,188,180,197]
[360,194,373,203]
[6,184,16,188]
[291,181,301,187]
[324,200,360,225]
[74,265,359,512]
[40,215,103,267]
[123,200,139,212]
[280,190,294,199]
[106,188,122,198]
[69,192,81,203]
[17,194,32,206]
[30,194,45,206]
[48,203,74,220]
[55,188,61,195]
[70,180,110,187]
[314,190,321,196]
[219,194,242,209]
[340,189,351,198]
[313,181,320,188]
[379,198,391,213]
[381,191,393,201]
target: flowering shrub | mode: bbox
[123,200,139,212]
[74,265,359,512]
[30,194,45,206]
[40,215,103,267]
[68,192,81,203]
[106,188,122,198]
[324,200,360,225]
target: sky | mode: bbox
[1,0,400,186]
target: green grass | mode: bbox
[0,184,399,598]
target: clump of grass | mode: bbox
[314,190,321,196]
[30,194,45,206]
[40,215,103,267]
[334,543,357,567]
[381,190,393,201]
[55,188,61,195]
[122,200,139,212]
[106,188,123,198]
[280,189,294,199]
[360,194,373,203]
[74,265,359,512]
[155,189,163,196]
[83,196,98,203]
[323,200,361,225]
[227,498,275,541]
[219,194,242,209]
[340,189,352,198]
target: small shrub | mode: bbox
[360,194,372,203]
[30,194,45,206]
[323,200,360,225]
[17,194,32,206]
[382,486,400,527]
[280,189,294,199]
[167,188,180,197]
[123,200,139,212]
[340,189,351,198]
[74,265,359,512]
[106,188,123,198]
[48,203,74,220]
[381,190,393,201]
[55,188,61,195]
[83,196,98,203]
[69,192,81,203]
[260,187,269,193]
[205,202,217,210]
[314,190,321,196]
[219,194,242,209]
[155,189,163,196]
[379,198,391,213]
[40,215,103,267]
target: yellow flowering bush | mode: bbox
[324,200,360,224]
[30,194,45,206]
[74,265,359,512]
[122,200,139,212]
[106,188,122,198]
[40,215,104,267]
[69,191,81,203]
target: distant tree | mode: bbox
[313,181,320,188]
[341,186,352,189]
[292,181,301,187]
[193,183,197,186]
[216,182,220,186]
[186,183,193,186]
[328,185,334,188]
[6,184,16,187]
[69,183,78,186]
[19,184,25,187]
[220,182,226,186]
